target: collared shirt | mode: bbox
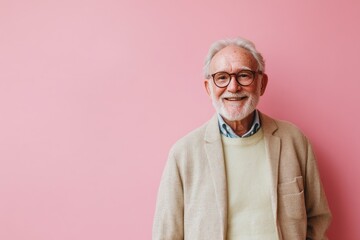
[217,110,261,138]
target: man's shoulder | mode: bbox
[275,119,305,136]
[173,120,209,146]
[169,117,213,155]
[261,112,308,142]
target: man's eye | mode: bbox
[238,73,252,78]
[215,74,229,80]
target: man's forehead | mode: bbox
[210,45,257,72]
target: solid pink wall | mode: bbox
[0,0,359,239]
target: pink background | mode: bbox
[1,0,359,239]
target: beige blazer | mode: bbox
[153,113,331,240]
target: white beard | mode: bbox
[209,82,261,121]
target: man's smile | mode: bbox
[224,96,248,101]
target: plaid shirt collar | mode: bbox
[217,110,261,138]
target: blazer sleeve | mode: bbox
[153,151,184,240]
[305,140,332,240]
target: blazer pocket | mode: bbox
[278,176,306,220]
[281,190,306,220]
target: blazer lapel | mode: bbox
[260,112,281,222]
[204,114,228,239]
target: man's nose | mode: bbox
[227,76,242,92]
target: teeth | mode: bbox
[226,97,244,100]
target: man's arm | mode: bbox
[153,152,184,240]
[305,140,332,240]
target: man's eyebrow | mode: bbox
[240,66,252,70]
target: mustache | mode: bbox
[220,92,250,99]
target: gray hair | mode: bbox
[203,37,265,79]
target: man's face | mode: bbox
[204,45,267,122]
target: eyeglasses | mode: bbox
[211,70,262,88]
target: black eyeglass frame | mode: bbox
[210,70,263,88]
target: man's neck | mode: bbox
[222,111,256,136]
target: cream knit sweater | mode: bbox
[222,129,279,240]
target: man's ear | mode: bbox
[204,79,212,97]
[260,74,268,96]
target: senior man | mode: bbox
[153,37,331,240]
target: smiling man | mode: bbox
[153,37,331,240]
